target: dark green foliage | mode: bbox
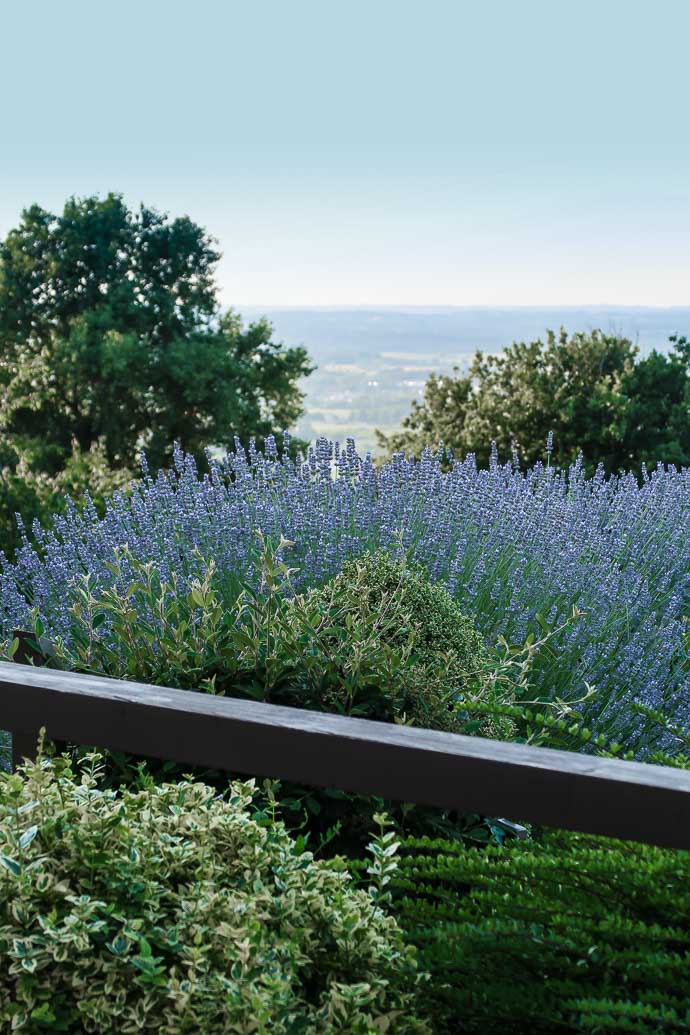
[632,704,690,770]
[0,457,47,560]
[0,751,427,1033]
[623,335,690,472]
[353,831,690,1033]
[0,438,131,559]
[0,193,313,479]
[379,328,690,475]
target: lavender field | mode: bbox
[2,435,688,758]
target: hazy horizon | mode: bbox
[2,0,690,308]
[238,303,690,313]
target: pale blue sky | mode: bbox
[1,0,689,306]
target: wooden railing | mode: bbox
[2,659,690,849]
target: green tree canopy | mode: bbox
[378,329,690,474]
[0,193,313,473]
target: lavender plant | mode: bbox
[1,434,688,753]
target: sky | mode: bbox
[1,0,689,307]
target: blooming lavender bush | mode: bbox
[1,434,688,752]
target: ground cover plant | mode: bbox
[0,749,427,1034]
[350,826,690,1034]
[1,436,688,756]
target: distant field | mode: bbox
[240,306,690,455]
[290,353,458,454]
[294,357,459,453]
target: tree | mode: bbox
[0,434,131,558]
[0,193,313,473]
[622,335,690,471]
[378,329,690,475]
[143,310,312,469]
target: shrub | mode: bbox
[0,750,427,1034]
[377,328,690,477]
[290,549,496,733]
[350,831,690,1034]
[13,543,512,848]
[38,542,492,728]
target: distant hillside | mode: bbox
[240,307,690,454]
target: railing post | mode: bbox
[9,631,53,771]
[11,729,40,771]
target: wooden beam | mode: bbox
[1,661,689,849]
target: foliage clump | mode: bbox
[352,830,690,1034]
[0,751,426,1034]
[0,438,132,559]
[289,549,496,733]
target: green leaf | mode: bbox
[19,826,38,850]
[535,613,551,634]
[108,934,130,956]
[17,800,39,815]
[30,1003,57,1024]
[0,855,22,877]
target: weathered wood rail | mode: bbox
[1,659,690,849]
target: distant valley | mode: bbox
[240,306,690,454]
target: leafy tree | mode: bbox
[0,193,313,474]
[145,309,311,469]
[379,328,690,474]
[622,333,690,470]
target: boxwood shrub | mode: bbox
[287,549,498,734]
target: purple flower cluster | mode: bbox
[2,435,688,750]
